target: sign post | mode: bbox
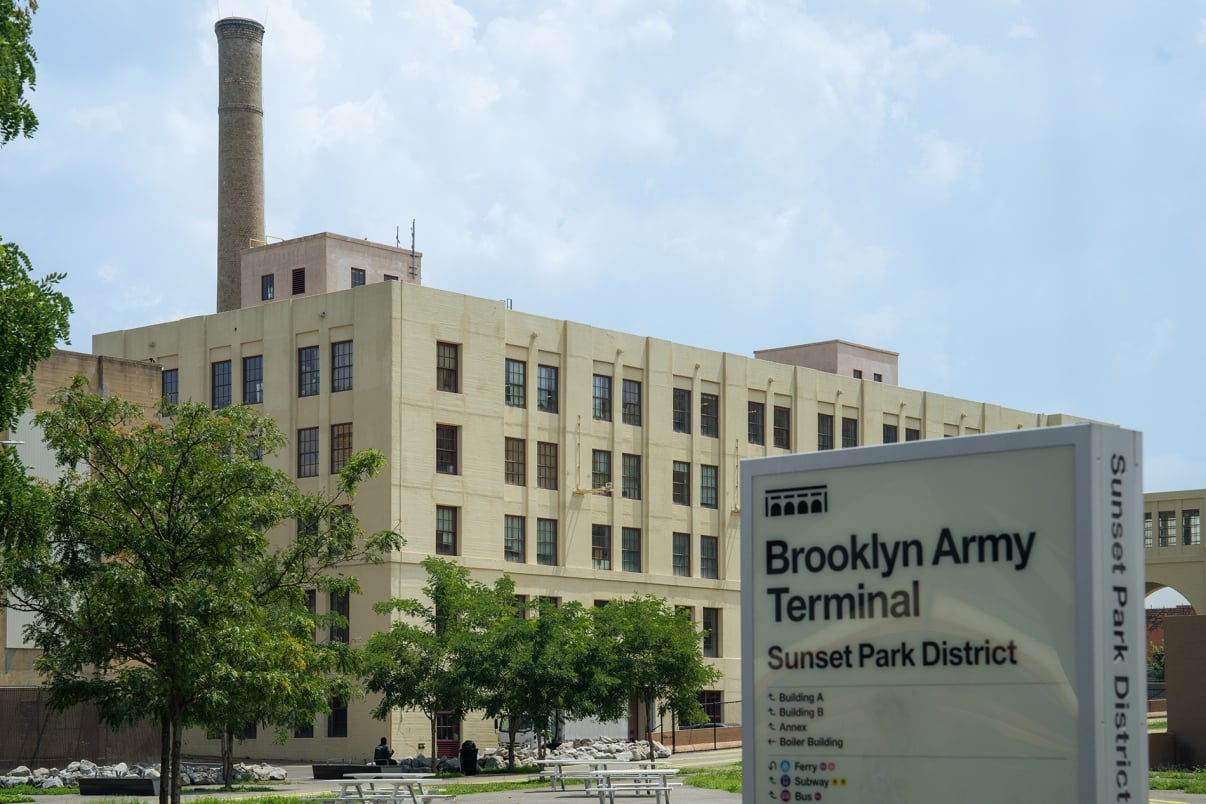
[740,424,1146,803]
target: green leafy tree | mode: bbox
[590,596,720,759]
[1,0,39,144]
[1149,643,1166,682]
[0,380,400,804]
[362,557,497,765]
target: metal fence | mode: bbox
[651,698,742,752]
[0,687,158,769]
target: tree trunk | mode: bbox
[158,715,170,804]
[221,727,234,789]
[645,697,656,763]
[170,705,185,804]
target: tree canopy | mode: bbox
[0,0,39,145]
[0,380,401,804]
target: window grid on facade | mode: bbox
[817,413,834,451]
[162,368,179,404]
[536,518,558,566]
[592,374,612,421]
[905,427,921,442]
[331,341,353,392]
[504,515,525,563]
[437,342,459,392]
[622,527,642,572]
[700,393,719,437]
[329,591,350,644]
[436,425,458,474]
[505,359,526,408]
[537,365,558,413]
[291,268,305,295]
[748,401,765,445]
[700,535,719,579]
[242,355,263,404]
[1184,509,1201,546]
[1158,511,1176,547]
[883,423,898,444]
[592,449,612,492]
[1144,513,1153,548]
[327,698,347,738]
[505,437,526,486]
[672,388,691,433]
[672,461,691,506]
[702,607,720,657]
[298,346,320,397]
[350,267,365,287]
[536,441,558,490]
[621,453,641,500]
[211,360,232,409]
[261,274,274,301]
[773,406,791,449]
[700,464,718,509]
[436,505,458,555]
[622,379,642,426]
[672,533,691,577]
[592,524,611,570]
[297,427,319,478]
[842,417,858,448]
[330,423,352,473]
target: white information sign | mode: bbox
[740,424,1146,804]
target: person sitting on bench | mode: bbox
[373,737,396,766]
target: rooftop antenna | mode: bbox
[409,219,417,280]
[395,225,400,248]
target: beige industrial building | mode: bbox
[82,233,1090,762]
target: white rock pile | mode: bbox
[0,759,288,789]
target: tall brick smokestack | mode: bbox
[214,17,265,313]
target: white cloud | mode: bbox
[67,104,127,135]
[910,130,971,191]
[628,13,674,45]
[1008,22,1036,40]
[1199,18,1206,44]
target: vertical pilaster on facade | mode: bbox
[215,17,266,313]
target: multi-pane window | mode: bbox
[672,388,691,433]
[748,401,765,445]
[436,425,459,474]
[350,267,365,287]
[622,379,642,426]
[327,698,347,738]
[773,406,791,448]
[700,393,719,437]
[504,515,526,563]
[330,423,352,473]
[331,341,353,392]
[505,359,526,407]
[883,423,898,444]
[536,518,558,566]
[592,374,612,421]
[291,267,305,295]
[853,369,863,379]
[592,449,612,492]
[162,368,179,404]
[701,607,720,657]
[700,464,718,509]
[817,413,834,451]
[329,591,350,644]
[700,535,719,579]
[1185,509,1201,546]
[242,355,263,404]
[1158,511,1176,547]
[297,427,319,478]
[672,533,691,577]
[874,373,883,382]
[437,342,460,392]
[672,461,691,505]
[699,690,722,724]
[298,346,320,397]
[842,417,858,448]
[905,428,921,442]
[621,453,641,500]
[622,528,642,572]
[211,360,232,409]
[536,442,558,490]
[592,524,612,570]
[436,505,458,555]
[504,437,526,485]
[1144,512,1153,548]
[537,365,559,413]
[261,274,274,301]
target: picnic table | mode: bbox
[534,759,663,792]
[589,768,681,804]
[323,772,452,804]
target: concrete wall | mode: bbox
[1164,615,1206,766]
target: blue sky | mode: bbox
[3,0,1204,504]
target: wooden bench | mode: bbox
[77,777,160,796]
